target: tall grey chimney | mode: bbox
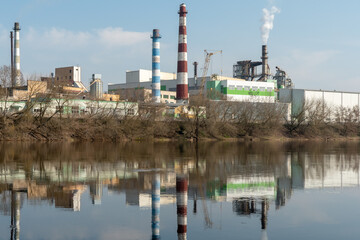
[261,45,268,81]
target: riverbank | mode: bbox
[0,117,359,142]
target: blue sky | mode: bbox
[0,0,359,91]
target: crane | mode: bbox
[199,50,222,97]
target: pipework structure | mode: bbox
[151,29,161,103]
[13,22,21,86]
[176,3,189,103]
[176,175,188,240]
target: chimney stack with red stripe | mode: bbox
[176,175,188,240]
[176,3,188,103]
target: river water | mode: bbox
[0,141,360,240]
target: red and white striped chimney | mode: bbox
[176,175,188,240]
[176,3,188,103]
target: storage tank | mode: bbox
[90,74,103,99]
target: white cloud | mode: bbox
[97,27,149,47]
[23,27,149,50]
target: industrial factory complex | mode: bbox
[2,3,360,121]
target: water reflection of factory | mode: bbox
[1,151,360,239]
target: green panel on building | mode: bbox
[222,87,275,97]
[161,85,166,91]
[207,80,222,100]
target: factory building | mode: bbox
[108,70,249,101]
[207,79,276,102]
[279,88,360,120]
[0,98,138,118]
[55,66,87,91]
[115,88,176,104]
[109,69,176,91]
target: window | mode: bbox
[69,76,71,79]
[126,109,135,115]
[260,87,265,92]
[71,106,79,114]
[33,108,42,113]
[56,106,64,113]
[89,107,96,114]
[10,106,20,112]
[236,86,243,90]
[80,109,86,115]
[163,95,169,99]
[229,85,235,90]
[252,87,258,91]
[244,86,250,91]
[170,96,175,99]
[267,87,273,92]
[69,69,72,73]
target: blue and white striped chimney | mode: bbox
[151,173,161,239]
[151,29,161,103]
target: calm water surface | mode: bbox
[1,141,360,240]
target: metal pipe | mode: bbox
[176,3,188,103]
[151,29,161,103]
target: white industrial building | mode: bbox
[0,98,138,118]
[109,69,177,92]
[108,69,245,93]
[279,88,360,120]
[109,69,283,105]
[207,79,276,103]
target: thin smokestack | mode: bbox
[151,29,161,103]
[261,45,268,80]
[193,61,198,86]
[10,31,14,87]
[13,22,21,86]
[176,3,188,103]
[176,175,188,240]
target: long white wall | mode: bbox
[279,88,360,118]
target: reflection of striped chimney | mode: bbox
[151,29,161,103]
[176,3,188,103]
[151,174,161,239]
[176,175,188,240]
[13,22,21,86]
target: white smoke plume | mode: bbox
[261,6,280,44]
